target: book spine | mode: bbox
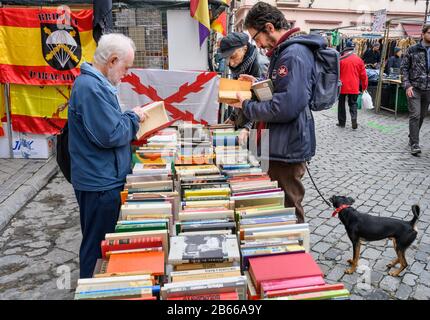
[171,257,237,264]
[167,292,238,300]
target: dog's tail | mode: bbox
[409,205,420,226]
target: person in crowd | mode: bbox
[229,2,321,224]
[385,47,402,76]
[362,43,381,69]
[337,40,368,129]
[219,32,270,145]
[68,33,147,278]
[401,24,430,156]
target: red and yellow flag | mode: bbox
[10,84,69,134]
[0,7,97,85]
[211,0,229,36]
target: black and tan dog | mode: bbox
[329,195,420,276]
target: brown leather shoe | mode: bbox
[352,120,358,129]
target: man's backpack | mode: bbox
[309,46,341,111]
[43,118,71,183]
[56,122,71,183]
[283,35,341,111]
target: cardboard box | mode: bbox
[0,123,55,159]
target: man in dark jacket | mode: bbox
[219,32,269,143]
[337,40,368,129]
[69,33,147,278]
[401,24,430,156]
[230,1,319,223]
[362,43,381,69]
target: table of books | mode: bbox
[74,122,350,300]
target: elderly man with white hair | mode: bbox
[68,33,146,278]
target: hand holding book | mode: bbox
[238,74,257,84]
[132,106,148,122]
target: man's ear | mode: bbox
[108,55,119,67]
[265,22,275,33]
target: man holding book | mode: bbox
[68,33,147,278]
[230,2,321,223]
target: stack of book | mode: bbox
[210,125,249,166]
[176,122,214,165]
[162,233,246,300]
[176,174,236,235]
[245,252,350,300]
[134,128,179,165]
[74,235,165,300]
[74,274,160,300]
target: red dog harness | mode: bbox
[332,204,350,217]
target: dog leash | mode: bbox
[305,162,332,208]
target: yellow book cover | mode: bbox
[219,78,253,104]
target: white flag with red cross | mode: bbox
[118,69,220,125]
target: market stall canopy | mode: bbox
[402,23,423,38]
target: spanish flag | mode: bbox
[10,84,69,134]
[0,7,97,85]
[190,0,211,46]
[211,0,228,36]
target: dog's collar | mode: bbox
[332,204,350,217]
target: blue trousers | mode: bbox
[74,186,123,278]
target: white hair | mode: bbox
[93,33,136,65]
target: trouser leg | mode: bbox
[268,161,306,223]
[75,186,123,278]
[338,94,347,125]
[408,89,422,146]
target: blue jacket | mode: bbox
[68,62,140,191]
[242,34,324,163]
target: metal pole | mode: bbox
[425,0,429,24]
[4,83,14,159]
[375,20,390,112]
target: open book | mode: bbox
[219,78,274,104]
[135,101,171,140]
[251,79,274,102]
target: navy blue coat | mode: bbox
[68,63,140,191]
[242,35,325,163]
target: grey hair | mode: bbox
[93,33,136,65]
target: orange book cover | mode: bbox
[106,251,165,276]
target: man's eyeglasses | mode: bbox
[252,26,266,41]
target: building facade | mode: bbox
[234,0,427,38]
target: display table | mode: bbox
[381,78,402,119]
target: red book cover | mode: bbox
[106,251,165,275]
[261,275,326,293]
[248,253,323,292]
[265,283,345,298]
[101,237,163,259]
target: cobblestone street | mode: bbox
[0,107,429,300]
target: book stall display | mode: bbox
[74,94,350,300]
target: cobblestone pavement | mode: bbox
[0,107,429,300]
[0,174,80,299]
[305,107,430,300]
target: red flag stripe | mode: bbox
[0,65,81,85]
[11,114,66,134]
[0,8,94,32]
